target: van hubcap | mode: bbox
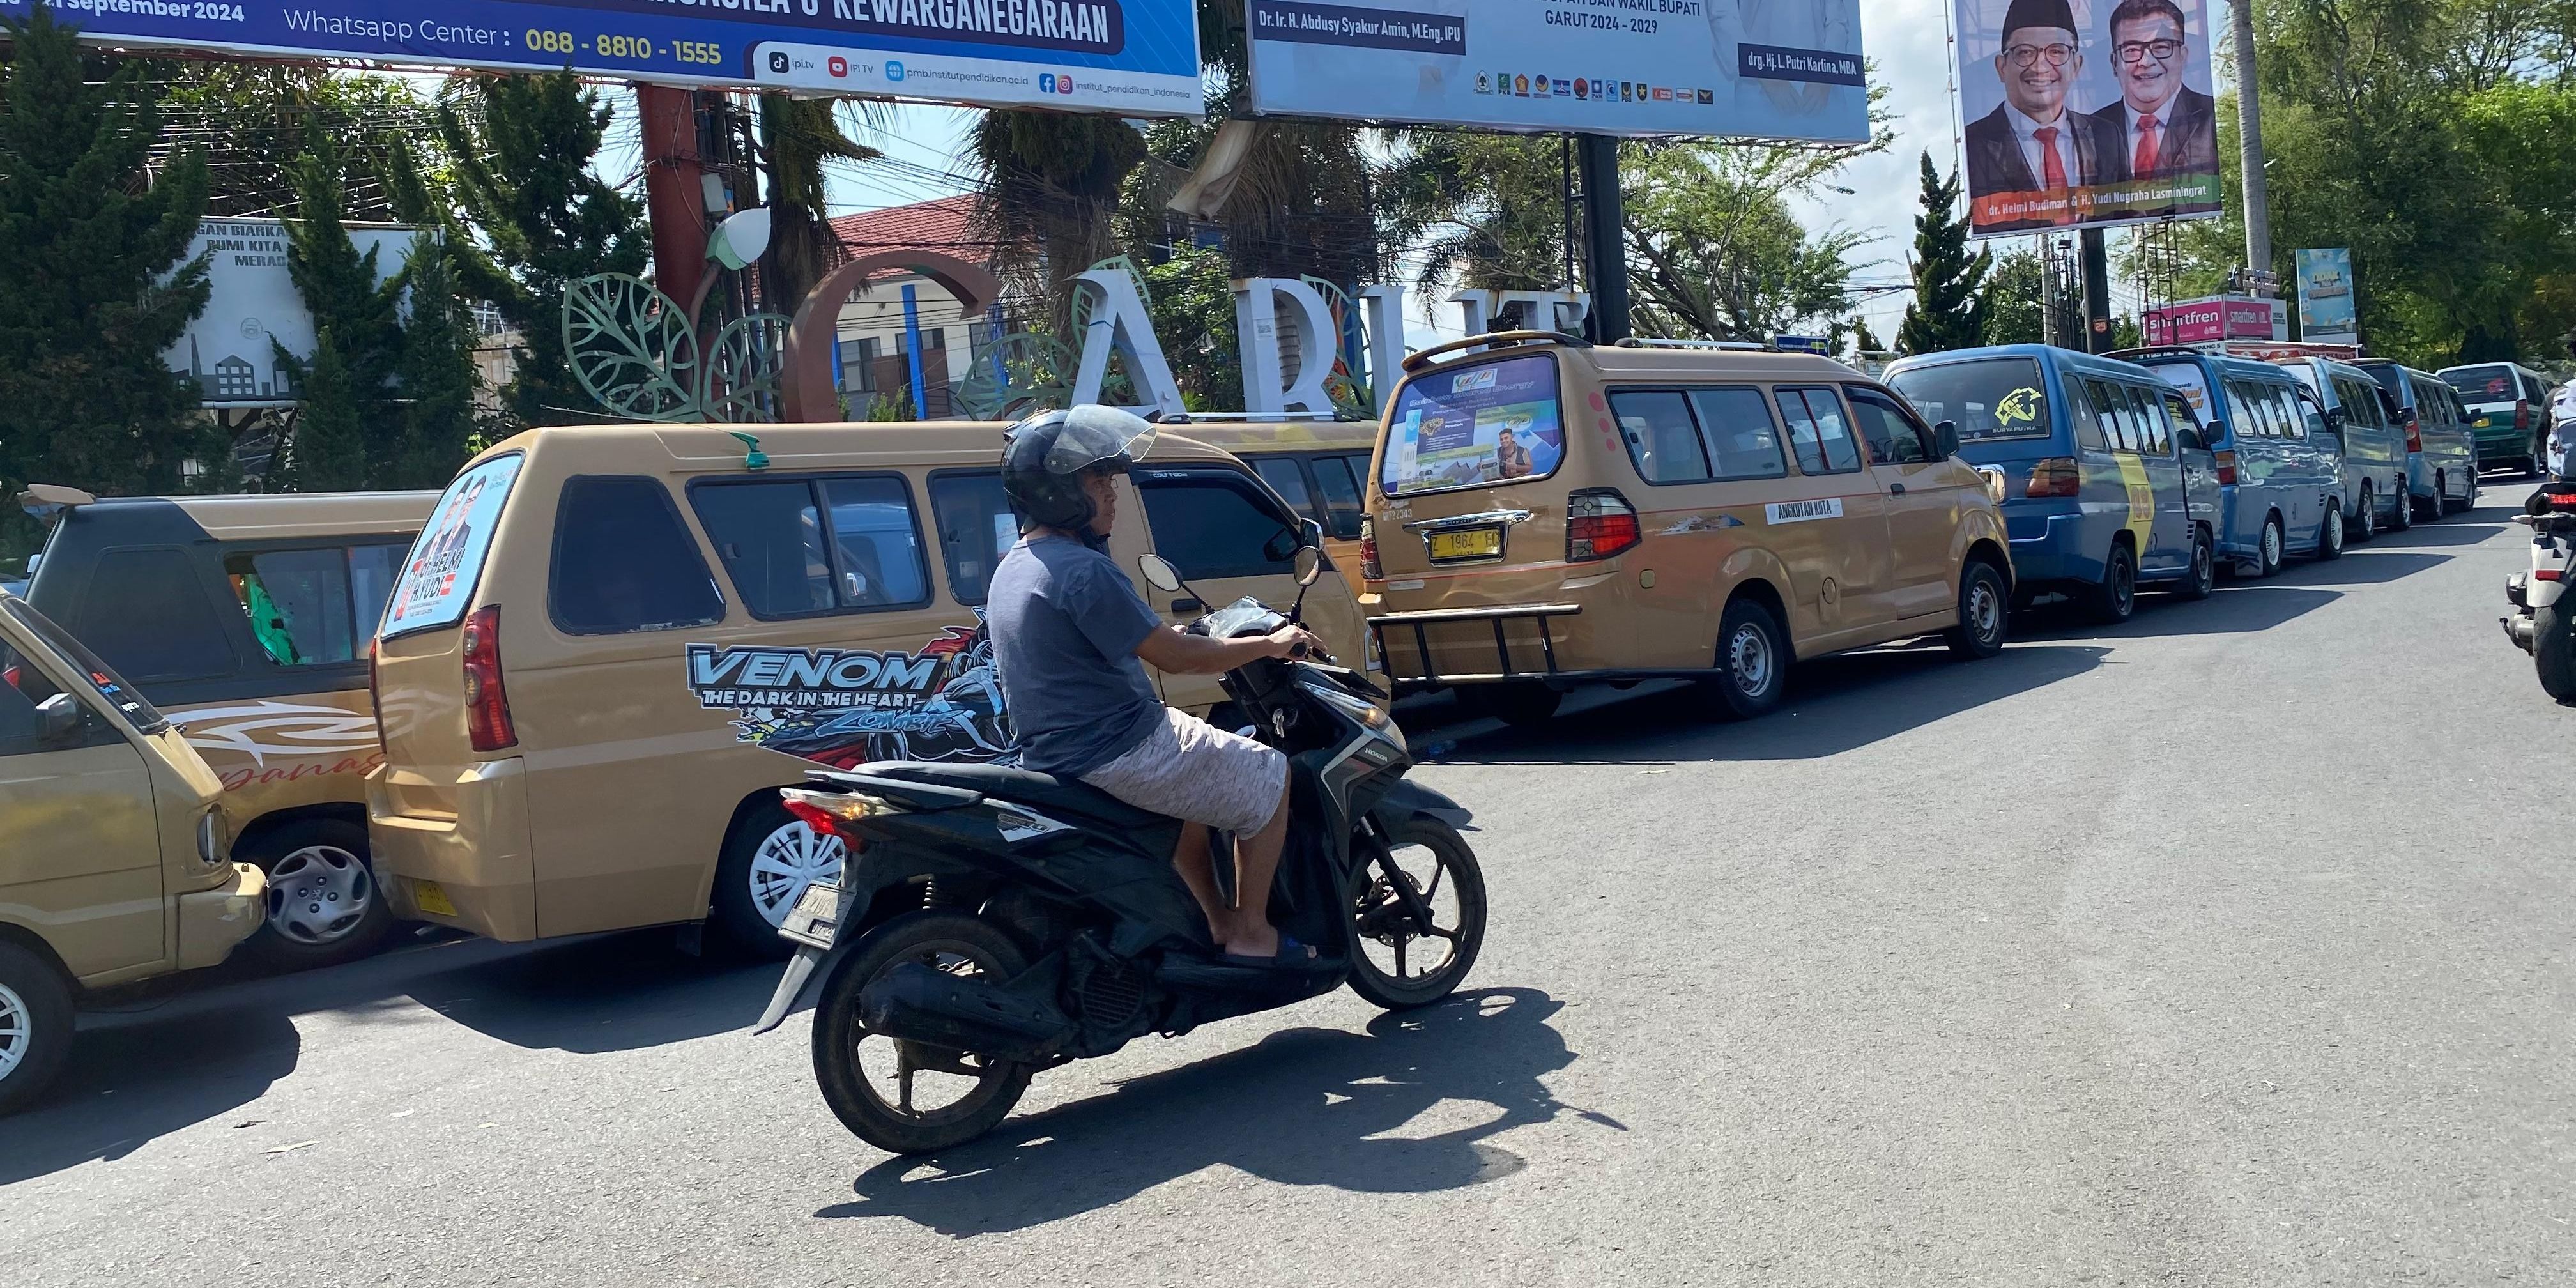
[1728,624,1773,695]
[0,981,29,1080]
[266,846,373,945]
[2264,522,2282,567]
[1967,581,2002,642]
[752,822,846,926]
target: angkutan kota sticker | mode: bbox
[686,622,1016,769]
[1765,498,1844,525]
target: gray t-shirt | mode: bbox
[986,535,1167,776]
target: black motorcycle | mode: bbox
[752,547,1487,1154]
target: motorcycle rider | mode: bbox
[986,406,1325,965]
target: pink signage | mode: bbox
[2145,296,2286,346]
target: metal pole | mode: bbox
[1575,134,1629,342]
[2228,0,2273,280]
[2081,228,2112,352]
[901,284,930,419]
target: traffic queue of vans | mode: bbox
[0,334,2514,1114]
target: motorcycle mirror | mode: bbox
[1137,554,1184,594]
[1293,546,1323,588]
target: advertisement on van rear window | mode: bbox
[1383,354,1565,496]
[1886,358,2052,442]
[384,456,521,638]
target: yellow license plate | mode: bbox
[1427,527,1503,562]
[410,878,458,918]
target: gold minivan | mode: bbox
[0,590,267,1115]
[1365,333,2014,724]
[20,486,433,968]
[1158,413,1379,602]
[367,421,1370,954]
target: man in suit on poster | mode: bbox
[1963,0,2124,230]
[2087,0,2220,183]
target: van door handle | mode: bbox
[1887,482,1906,496]
[1172,597,1204,613]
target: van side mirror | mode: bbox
[1261,525,1301,564]
[36,691,81,744]
[1933,420,1960,459]
[1137,554,1184,594]
[1299,517,1326,551]
[2176,427,2205,454]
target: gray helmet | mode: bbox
[1000,405,1159,531]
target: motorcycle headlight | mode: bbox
[1301,682,1406,752]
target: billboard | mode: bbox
[170,218,420,408]
[1243,0,1870,144]
[1952,0,2223,236]
[2295,248,2358,342]
[5,0,1202,114]
[2142,294,2284,345]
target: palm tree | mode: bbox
[967,109,1146,332]
[758,94,880,313]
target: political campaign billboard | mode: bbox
[2295,248,2358,342]
[1952,0,2224,236]
[4,0,1202,115]
[1243,1,1870,144]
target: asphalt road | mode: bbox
[6,490,2570,1287]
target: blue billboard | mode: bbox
[10,0,1202,114]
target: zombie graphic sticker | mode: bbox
[687,620,1015,769]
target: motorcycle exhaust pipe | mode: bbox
[856,961,1074,1063]
[2503,613,2537,653]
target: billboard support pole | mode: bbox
[2227,0,2273,282]
[638,85,711,320]
[1575,134,1629,344]
[2080,227,2112,353]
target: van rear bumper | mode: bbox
[1370,602,1585,689]
[174,862,268,970]
[367,757,539,941]
[2001,505,2104,585]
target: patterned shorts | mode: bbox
[1080,707,1289,836]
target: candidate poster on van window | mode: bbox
[385,456,520,636]
[2295,248,2358,342]
[1952,0,2224,236]
[1383,355,1565,494]
[3,0,1202,115]
[1245,0,1869,144]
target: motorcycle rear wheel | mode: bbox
[1344,818,1487,1010]
[810,911,1034,1154]
[2536,600,2576,704]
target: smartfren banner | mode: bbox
[1244,0,1870,143]
[6,0,1202,114]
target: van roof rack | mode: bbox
[2102,345,2212,361]
[1400,330,1590,373]
[1614,337,1772,351]
[1151,409,1364,424]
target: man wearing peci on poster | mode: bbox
[2087,0,2218,182]
[1962,0,2124,230]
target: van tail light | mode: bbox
[2515,399,2530,431]
[1358,516,1382,580]
[2026,457,2083,498]
[459,606,516,753]
[2212,449,2239,486]
[2402,408,2422,452]
[1567,489,1641,562]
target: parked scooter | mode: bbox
[753,546,1487,1154]
[2503,483,2576,702]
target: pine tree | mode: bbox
[276,122,402,486]
[430,72,644,427]
[0,1,213,560]
[392,234,480,488]
[1896,152,1993,356]
[288,328,368,491]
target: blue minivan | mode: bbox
[2131,350,2348,574]
[2279,356,2412,537]
[2356,360,2481,519]
[1886,346,2221,623]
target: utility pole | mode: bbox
[1575,134,1629,343]
[2081,227,2112,352]
[2228,0,2273,283]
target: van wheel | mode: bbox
[2180,530,2217,600]
[0,940,74,1117]
[1696,598,1788,720]
[2388,480,2413,530]
[713,801,846,959]
[2350,486,2375,542]
[2315,502,2345,560]
[2085,542,2138,624]
[241,818,394,971]
[2413,477,2442,522]
[1943,562,2009,659]
[1460,683,1563,728]
[2256,514,2285,578]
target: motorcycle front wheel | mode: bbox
[810,911,1034,1155]
[1344,817,1487,1010]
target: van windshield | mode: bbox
[1885,358,2050,441]
[383,454,523,639]
[2444,364,2518,408]
[1382,353,1566,496]
[1,595,167,733]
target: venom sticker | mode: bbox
[688,622,1016,769]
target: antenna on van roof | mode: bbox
[727,432,769,471]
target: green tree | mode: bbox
[969,110,1146,330]
[1138,247,1243,411]
[429,71,645,426]
[1623,144,1871,342]
[392,236,482,488]
[0,1,212,561]
[759,94,879,313]
[162,65,436,219]
[1896,153,1991,355]
[1982,247,2046,346]
[286,328,368,491]
[276,123,404,486]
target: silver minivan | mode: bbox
[2280,356,2412,537]
[2357,360,2480,519]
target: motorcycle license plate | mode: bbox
[1427,526,1502,562]
[778,880,843,949]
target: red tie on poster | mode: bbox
[2034,126,2066,192]
[2133,116,2161,174]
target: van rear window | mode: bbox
[385,454,522,638]
[1383,354,1565,496]
[1885,358,2050,441]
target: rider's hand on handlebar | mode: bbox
[1266,625,1324,660]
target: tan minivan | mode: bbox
[367,421,1371,954]
[0,590,268,1115]
[20,486,433,968]
[1158,413,1379,602]
[1365,333,2014,723]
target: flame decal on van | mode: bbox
[169,700,383,767]
[687,622,1016,769]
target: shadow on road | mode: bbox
[1425,643,2106,765]
[2016,583,2343,640]
[2271,549,2453,586]
[816,988,1605,1237]
[1,930,778,1186]
[2356,522,2510,548]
